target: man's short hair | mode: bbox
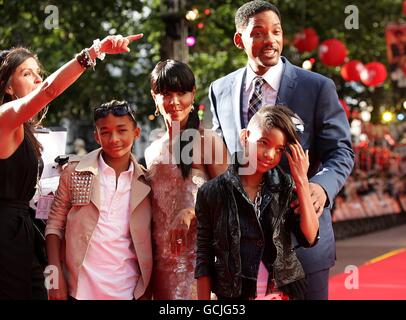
[235,1,281,30]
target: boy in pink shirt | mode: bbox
[46,100,152,300]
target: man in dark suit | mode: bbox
[208,0,354,300]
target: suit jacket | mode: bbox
[45,148,153,299]
[209,56,354,273]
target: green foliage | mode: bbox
[1,0,405,126]
[0,0,151,125]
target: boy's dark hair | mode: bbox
[93,99,137,127]
[248,105,300,144]
[235,1,281,30]
[150,60,199,179]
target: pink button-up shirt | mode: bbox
[75,155,140,300]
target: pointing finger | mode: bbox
[126,34,144,42]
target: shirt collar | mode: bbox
[245,57,283,92]
[98,152,134,176]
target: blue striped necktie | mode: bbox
[248,76,265,122]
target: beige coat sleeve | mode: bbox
[45,163,75,239]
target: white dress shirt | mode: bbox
[75,155,140,300]
[242,58,284,127]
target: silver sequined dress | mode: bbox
[147,143,208,300]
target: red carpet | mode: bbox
[329,249,406,300]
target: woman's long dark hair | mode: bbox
[0,48,44,158]
[150,60,199,179]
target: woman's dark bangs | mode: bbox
[154,66,194,94]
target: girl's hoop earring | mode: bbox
[154,108,160,117]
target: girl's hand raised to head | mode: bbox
[286,142,309,186]
[99,34,143,55]
[287,144,327,217]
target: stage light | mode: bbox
[382,111,394,123]
[302,60,313,70]
[185,36,196,47]
[186,9,199,21]
[360,110,371,122]
[198,110,204,121]
[204,8,211,15]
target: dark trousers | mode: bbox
[304,268,330,300]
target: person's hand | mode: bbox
[309,182,327,217]
[99,34,143,55]
[290,183,327,217]
[169,208,195,256]
[138,283,153,300]
[286,142,313,215]
[285,142,309,185]
[47,266,68,300]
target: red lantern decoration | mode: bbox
[204,8,211,15]
[340,60,366,82]
[293,28,319,53]
[339,99,350,119]
[318,38,348,66]
[360,62,387,87]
